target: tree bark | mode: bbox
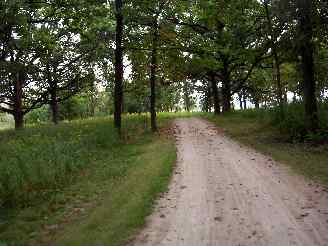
[238,93,243,110]
[222,86,231,112]
[183,80,190,112]
[297,0,319,132]
[254,99,260,109]
[50,80,59,125]
[14,71,24,129]
[150,18,159,132]
[47,64,59,125]
[222,60,231,113]
[114,0,124,132]
[263,1,284,118]
[210,74,221,115]
[203,83,212,112]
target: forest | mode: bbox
[1,0,328,245]
[1,0,327,135]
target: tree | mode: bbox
[113,0,124,132]
[296,0,319,131]
[0,0,109,128]
[261,0,284,118]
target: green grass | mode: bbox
[204,111,328,184]
[0,113,13,131]
[0,114,176,246]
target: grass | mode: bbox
[4,109,327,245]
[0,113,13,131]
[0,114,176,246]
[204,111,328,184]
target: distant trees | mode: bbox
[0,1,109,129]
[113,0,124,132]
[296,0,319,131]
[1,0,328,135]
[266,0,326,132]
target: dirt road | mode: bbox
[132,118,328,246]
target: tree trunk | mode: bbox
[254,99,260,109]
[222,87,231,112]
[183,80,190,112]
[150,19,159,132]
[47,64,59,125]
[203,83,212,112]
[298,0,319,132]
[263,1,284,118]
[222,58,231,113]
[50,80,59,125]
[210,74,221,115]
[274,51,284,113]
[114,0,124,132]
[239,93,243,110]
[14,71,24,129]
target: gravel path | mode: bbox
[132,118,328,246]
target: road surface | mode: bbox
[132,118,328,246]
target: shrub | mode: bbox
[25,106,50,124]
[235,102,328,142]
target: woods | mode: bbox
[1,1,328,245]
[1,0,327,136]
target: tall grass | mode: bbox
[226,102,328,141]
[0,115,162,208]
[0,114,177,246]
[0,114,13,130]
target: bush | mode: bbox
[0,117,120,208]
[25,106,50,124]
[271,103,307,140]
[235,102,328,142]
[305,130,328,143]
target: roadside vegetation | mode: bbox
[0,115,176,246]
[205,104,328,184]
[1,0,328,245]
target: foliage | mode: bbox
[0,0,111,127]
[216,103,328,142]
[0,114,176,245]
[25,106,50,124]
[205,111,328,184]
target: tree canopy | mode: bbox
[1,0,327,134]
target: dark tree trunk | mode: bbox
[89,95,96,117]
[150,19,159,132]
[274,51,284,112]
[238,93,243,110]
[183,81,190,112]
[263,1,284,118]
[210,74,220,115]
[254,99,260,109]
[203,83,212,113]
[47,64,59,125]
[222,87,231,112]
[203,83,212,112]
[222,58,232,113]
[243,99,247,110]
[297,0,319,132]
[208,84,213,112]
[114,0,124,132]
[14,71,24,129]
[50,80,59,125]
[283,89,288,104]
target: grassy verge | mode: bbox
[204,111,328,184]
[0,115,176,246]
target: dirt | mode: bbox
[131,118,328,246]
